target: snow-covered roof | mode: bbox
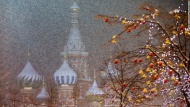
[54,60,77,85]
[17,61,41,88]
[17,61,41,81]
[64,26,86,54]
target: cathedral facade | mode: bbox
[13,1,118,107]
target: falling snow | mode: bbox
[0,0,186,106]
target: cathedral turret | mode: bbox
[36,78,49,107]
[17,61,41,89]
[54,55,77,86]
[36,87,49,100]
[57,1,92,107]
[86,70,104,107]
[17,61,41,106]
[63,0,89,79]
[53,54,77,106]
[85,80,104,102]
[64,0,87,55]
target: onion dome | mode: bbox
[85,80,104,102]
[17,61,41,88]
[54,60,77,85]
[101,62,118,78]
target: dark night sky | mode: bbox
[0,0,186,83]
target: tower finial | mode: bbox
[27,52,30,61]
[93,69,96,79]
[63,52,67,61]
[42,76,45,88]
[27,44,30,61]
[27,33,31,61]
[70,0,79,12]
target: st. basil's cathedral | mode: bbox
[10,1,119,107]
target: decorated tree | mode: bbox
[99,0,190,107]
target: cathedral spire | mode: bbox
[93,69,96,80]
[64,0,87,55]
[70,0,79,26]
[85,69,104,102]
[36,77,49,103]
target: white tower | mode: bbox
[63,0,89,79]
[61,1,92,106]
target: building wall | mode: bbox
[67,54,89,79]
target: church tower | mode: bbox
[62,1,92,106]
[17,61,42,106]
[54,54,77,107]
[63,1,89,79]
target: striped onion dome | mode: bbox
[101,62,118,78]
[85,80,104,102]
[36,87,49,100]
[54,60,77,85]
[17,61,41,88]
